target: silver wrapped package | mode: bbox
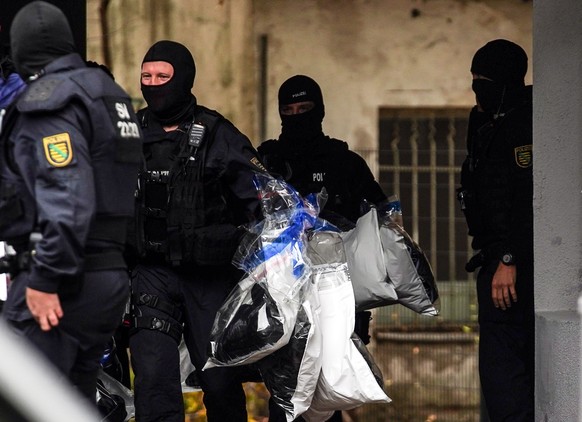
[339,207,398,311]
[378,220,439,315]
[340,207,439,315]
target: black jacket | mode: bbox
[134,104,265,265]
[460,86,533,264]
[0,53,142,293]
[258,134,386,223]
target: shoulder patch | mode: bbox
[21,79,63,103]
[43,133,73,167]
[17,76,73,113]
[514,144,532,168]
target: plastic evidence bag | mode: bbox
[303,258,391,422]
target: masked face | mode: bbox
[279,101,323,144]
[140,61,179,115]
[472,78,505,116]
[140,41,196,124]
[280,112,322,143]
[277,75,325,146]
[141,60,193,121]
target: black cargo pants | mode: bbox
[129,262,247,422]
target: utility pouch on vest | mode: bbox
[188,223,241,266]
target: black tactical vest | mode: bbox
[259,136,364,223]
[137,107,240,266]
[459,100,532,256]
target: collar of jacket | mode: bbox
[27,53,85,82]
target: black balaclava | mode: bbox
[10,1,76,80]
[278,75,325,145]
[141,40,196,125]
[470,39,528,116]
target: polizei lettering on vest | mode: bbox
[313,172,325,182]
[148,170,170,179]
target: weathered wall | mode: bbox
[87,0,256,136]
[87,0,532,146]
[255,0,532,148]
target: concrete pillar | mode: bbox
[533,0,582,420]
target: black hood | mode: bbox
[141,40,196,125]
[471,39,528,86]
[10,1,75,79]
[278,75,325,145]
[470,39,528,116]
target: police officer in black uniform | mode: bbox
[0,0,142,407]
[259,75,387,225]
[128,40,265,422]
[458,39,533,421]
[258,74,388,422]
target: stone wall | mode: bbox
[86,0,531,148]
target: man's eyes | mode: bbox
[141,74,170,80]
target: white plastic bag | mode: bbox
[303,260,391,421]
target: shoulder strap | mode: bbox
[187,106,223,170]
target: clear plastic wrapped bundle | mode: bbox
[205,175,398,418]
[205,174,321,368]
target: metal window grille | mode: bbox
[377,107,472,283]
[350,108,484,422]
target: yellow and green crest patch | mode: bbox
[43,133,73,167]
[514,144,532,168]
